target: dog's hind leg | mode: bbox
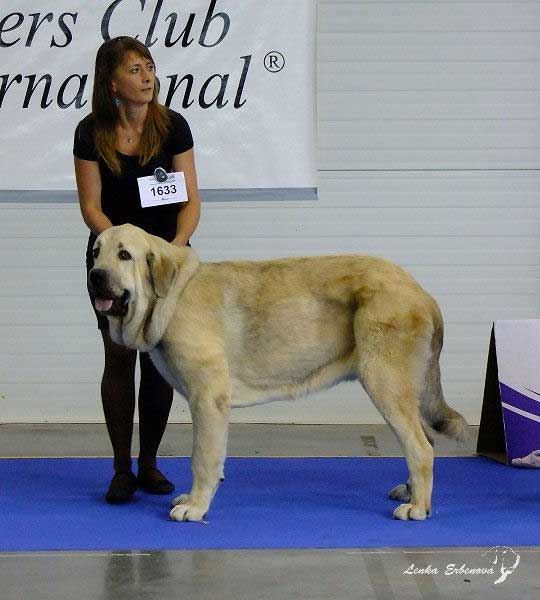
[388,421,433,503]
[170,386,231,522]
[359,365,434,520]
[355,315,434,520]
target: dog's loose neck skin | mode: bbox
[108,247,200,352]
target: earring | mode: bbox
[113,96,120,108]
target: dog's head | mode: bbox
[88,224,199,349]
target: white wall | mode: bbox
[1,0,539,424]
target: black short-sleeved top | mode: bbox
[73,108,194,260]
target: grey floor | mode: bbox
[1,424,538,600]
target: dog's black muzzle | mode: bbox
[88,269,130,317]
[88,268,108,293]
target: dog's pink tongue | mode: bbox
[95,298,113,312]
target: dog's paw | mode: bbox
[388,483,411,502]
[171,493,190,508]
[169,494,207,522]
[393,503,430,521]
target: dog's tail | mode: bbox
[420,305,470,443]
[421,364,470,443]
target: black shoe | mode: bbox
[105,471,137,504]
[136,466,175,495]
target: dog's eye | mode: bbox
[119,250,132,261]
[92,248,99,259]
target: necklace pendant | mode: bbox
[128,138,133,143]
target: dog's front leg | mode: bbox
[170,393,230,522]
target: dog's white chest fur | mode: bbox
[149,345,190,400]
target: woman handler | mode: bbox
[73,36,201,503]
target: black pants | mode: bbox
[85,239,174,474]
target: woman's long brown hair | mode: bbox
[92,36,171,175]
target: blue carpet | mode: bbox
[0,457,538,551]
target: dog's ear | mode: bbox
[146,248,179,298]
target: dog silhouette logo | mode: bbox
[481,546,520,584]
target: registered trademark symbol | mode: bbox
[264,51,285,73]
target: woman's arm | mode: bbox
[74,157,113,236]
[170,148,201,246]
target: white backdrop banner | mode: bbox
[0,1,317,192]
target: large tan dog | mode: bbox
[88,224,468,522]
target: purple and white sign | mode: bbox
[494,320,540,464]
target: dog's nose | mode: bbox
[89,269,108,290]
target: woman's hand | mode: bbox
[170,237,187,247]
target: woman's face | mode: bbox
[111,51,155,106]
